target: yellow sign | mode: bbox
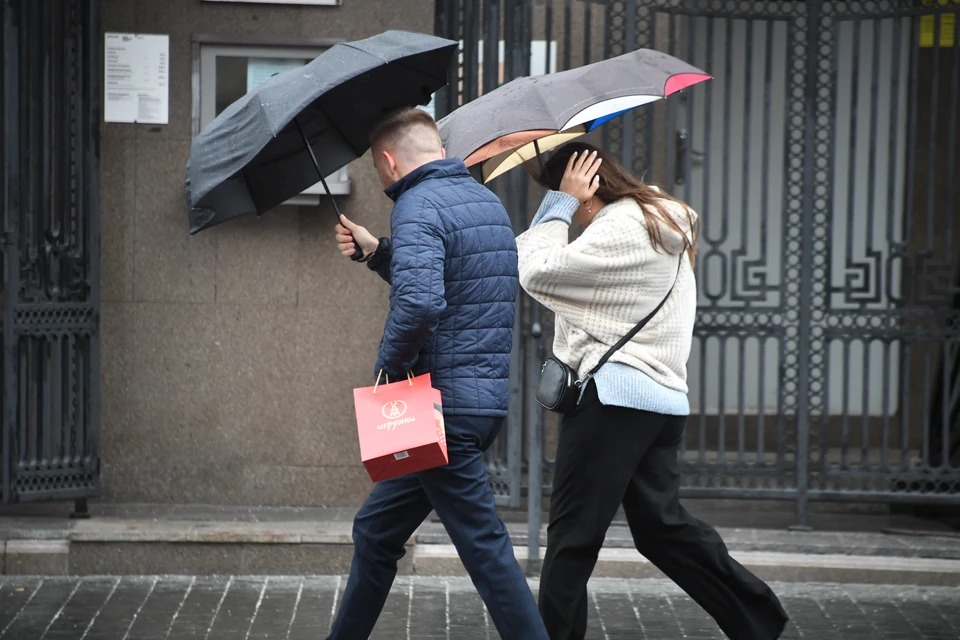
[921,0,958,47]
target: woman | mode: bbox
[517,142,789,640]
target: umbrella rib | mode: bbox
[250,121,359,174]
[311,73,441,158]
[533,139,546,176]
[245,51,362,161]
[338,42,451,86]
[386,60,450,86]
[306,43,454,151]
[320,110,366,158]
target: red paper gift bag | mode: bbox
[353,373,448,482]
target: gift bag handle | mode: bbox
[373,370,415,393]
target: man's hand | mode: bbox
[336,215,379,259]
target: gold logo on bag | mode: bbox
[382,400,407,419]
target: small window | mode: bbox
[202,0,341,5]
[195,43,350,204]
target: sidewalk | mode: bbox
[0,503,958,584]
[1,575,958,639]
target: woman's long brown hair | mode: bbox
[536,141,699,266]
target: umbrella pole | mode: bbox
[295,118,362,260]
[533,139,546,179]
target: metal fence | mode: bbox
[436,0,960,542]
[1,0,102,512]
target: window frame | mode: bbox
[201,0,341,6]
[191,34,351,203]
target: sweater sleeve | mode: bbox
[516,206,647,321]
[530,190,581,227]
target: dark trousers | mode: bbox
[328,415,548,640]
[539,382,789,640]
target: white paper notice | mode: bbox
[246,58,306,93]
[104,33,169,124]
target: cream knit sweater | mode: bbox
[516,191,698,393]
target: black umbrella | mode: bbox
[185,30,457,241]
[437,49,710,183]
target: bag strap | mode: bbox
[583,253,684,382]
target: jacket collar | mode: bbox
[384,158,471,202]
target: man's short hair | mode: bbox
[369,107,442,157]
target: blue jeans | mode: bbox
[328,415,548,640]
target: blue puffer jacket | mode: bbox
[367,159,518,417]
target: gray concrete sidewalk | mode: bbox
[1,503,958,582]
[1,576,958,639]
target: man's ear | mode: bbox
[383,149,398,174]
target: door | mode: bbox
[608,0,814,497]
[1,0,102,506]
[610,0,960,512]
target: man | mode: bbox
[329,107,548,640]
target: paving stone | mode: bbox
[286,576,339,639]
[42,577,119,640]
[245,577,304,640]
[82,577,159,640]
[205,577,266,640]
[0,578,79,639]
[163,576,233,639]
[0,578,40,632]
[124,577,193,640]
[0,576,957,639]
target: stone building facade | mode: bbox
[98,0,434,505]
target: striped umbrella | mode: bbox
[438,48,710,183]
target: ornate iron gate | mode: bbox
[1,0,101,510]
[438,0,960,530]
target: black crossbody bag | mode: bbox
[535,255,683,415]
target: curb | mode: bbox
[3,518,959,584]
[414,544,960,586]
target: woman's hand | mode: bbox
[559,150,601,204]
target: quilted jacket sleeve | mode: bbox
[366,237,393,284]
[375,195,447,378]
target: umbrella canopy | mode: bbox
[185,30,457,234]
[437,49,710,183]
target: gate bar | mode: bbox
[792,0,823,530]
[2,0,22,504]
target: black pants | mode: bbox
[539,382,789,640]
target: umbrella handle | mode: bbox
[318,173,364,262]
[295,118,363,261]
[350,238,364,261]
